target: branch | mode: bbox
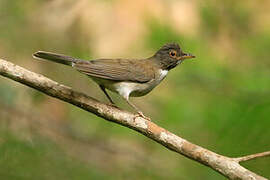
[234,151,270,163]
[0,58,269,180]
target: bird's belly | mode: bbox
[127,82,156,97]
[92,78,158,97]
[89,69,167,97]
[111,82,154,97]
[115,79,161,97]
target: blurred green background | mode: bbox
[0,0,270,179]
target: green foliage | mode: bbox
[0,83,17,105]
[0,132,110,180]
[200,4,221,36]
[145,20,181,49]
[0,1,270,179]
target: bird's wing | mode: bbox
[73,59,155,83]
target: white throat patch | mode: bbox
[159,69,168,81]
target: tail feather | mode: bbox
[33,51,81,66]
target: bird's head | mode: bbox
[153,43,195,70]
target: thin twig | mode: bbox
[234,151,270,163]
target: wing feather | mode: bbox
[73,59,154,83]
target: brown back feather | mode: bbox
[74,59,155,83]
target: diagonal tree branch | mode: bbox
[0,58,269,180]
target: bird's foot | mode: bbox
[134,111,151,121]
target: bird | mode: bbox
[33,43,195,120]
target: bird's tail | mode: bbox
[33,51,81,66]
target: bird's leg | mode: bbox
[99,85,117,107]
[124,98,151,121]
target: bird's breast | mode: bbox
[90,69,168,98]
[117,69,168,97]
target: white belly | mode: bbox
[91,69,168,99]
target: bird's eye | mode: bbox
[169,50,177,58]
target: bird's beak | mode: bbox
[177,53,195,61]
